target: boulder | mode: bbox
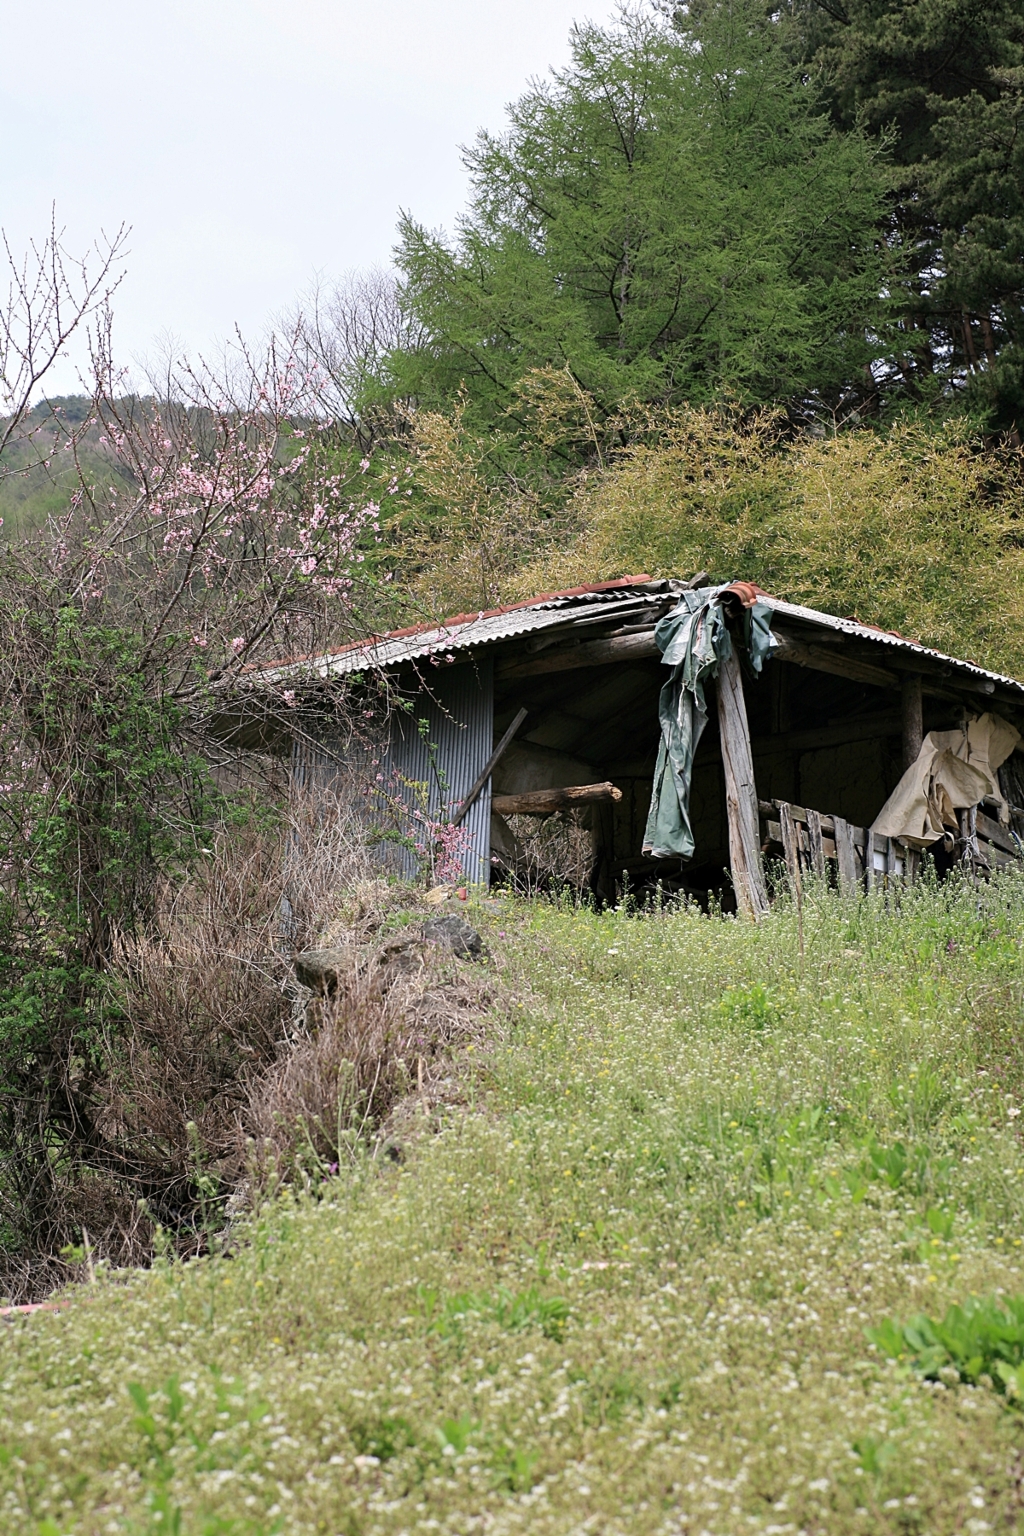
[420,914,485,960]
[292,946,356,994]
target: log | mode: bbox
[901,673,923,772]
[771,630,900,690]
[497,630,659,679]
[491,782,623,815]
[717,646,770,918]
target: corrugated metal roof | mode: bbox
[258,577,1024,699]
[761,595,1024,697]
[260,585,668,682]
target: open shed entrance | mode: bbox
[284,578,1024,906]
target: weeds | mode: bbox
[4,876,1024,1531]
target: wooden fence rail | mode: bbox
[758,797,1020,893]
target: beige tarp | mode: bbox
[871,712,1021,849]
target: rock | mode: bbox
[420,914,485,960]
[377,933,428,975]
[292,946,356,994]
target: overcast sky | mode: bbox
[3,0,596,395]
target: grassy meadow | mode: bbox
[4,875,1024,1534]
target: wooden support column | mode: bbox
[589,799,617,907]
[717,647,770,919]
[901,673,924,772]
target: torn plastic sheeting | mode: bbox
[643,585,774,861]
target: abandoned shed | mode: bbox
[267,576,1024,912]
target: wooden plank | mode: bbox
[807,807,826,879]
[496,631,658,680]
[765,821,837,861]
[976,807,1019,856]
[833,815,859,895]
[453,706,528,827]
[717,646,770,918]
[759,799,869,850]
[491,782,622,815]
[525,605,657,650]
[901,673,924,772]
[778,802,804,898]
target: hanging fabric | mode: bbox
[643,584,775,860]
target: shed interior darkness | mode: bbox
[485,648,969,903]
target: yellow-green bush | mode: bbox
[514,411,1024,676]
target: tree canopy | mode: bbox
[382,4,893,434]
[783,0,1024,428]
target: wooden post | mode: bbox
[589,799,617,907]
[717,647,770,918]
[779,803,804,896]
[832,815,859,896]
[806,807,826,879]
[901,673,924,773]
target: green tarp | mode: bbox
[643,586,775,860]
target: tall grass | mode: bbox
[3,874,1024,1532]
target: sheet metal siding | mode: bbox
[380,656,493,883]
[289,661,493,883]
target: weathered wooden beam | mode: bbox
[976,807,1019,856]
[497,630,659,679]
[717,647,770,918]
[778,802,804,896]
[901,673,924,771]
[766,819,839,860]
[807,807,827,878]
[524,605,659,651]
[491,782,623,816]
[771,629,901,690]
[833,815,860,894]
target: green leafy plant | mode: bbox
[869,1294,1024,1400]
[715,983,781,1032]
[426,1284,570,1341]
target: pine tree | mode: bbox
[783,0,1024,429]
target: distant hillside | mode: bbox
[0,396,124,538]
